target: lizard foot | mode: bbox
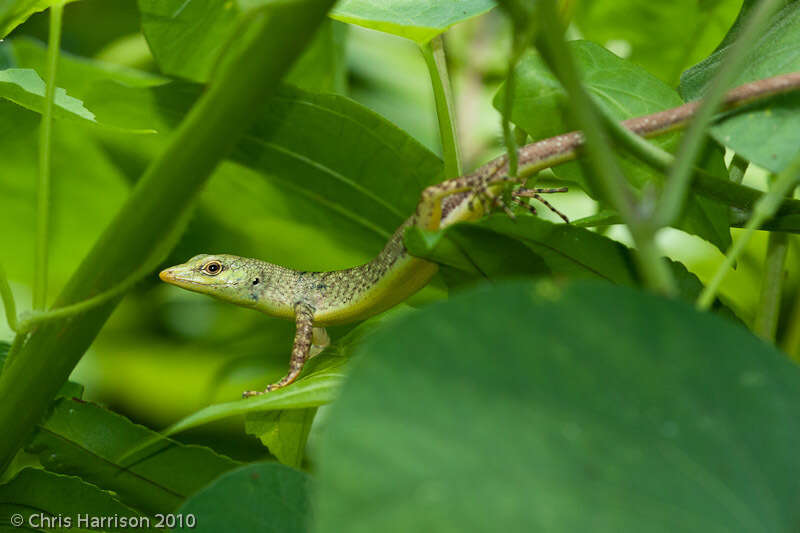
[241,383,282,398]
[512,187,570,223]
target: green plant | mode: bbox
[1,0,799,530]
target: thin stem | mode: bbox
[16,265,149,334]
[754,231,788,340]
[536,0,676,295]
[697,152,800,310]
[33,3,64,311]
[655,0,784,229]
[503,51,519,178]
[0,262,19,333]
[783,240,800,361]
[0,1,337,473]
[728,153,749,184]
[421,35,462,178]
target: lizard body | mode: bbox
[159,72,800,397]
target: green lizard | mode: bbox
[159,72,800,398]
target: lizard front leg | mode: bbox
[242,301,317,398]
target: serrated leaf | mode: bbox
[0,0,79,38]
[495,40,731,252]
[680,2,800,172]
[0,468,150,532]
[177,462,311,533]
[0,68,96,122]
[245,408,317,468]
[26,399,240,513]
[314,281,800,531]
[330,0,496,44]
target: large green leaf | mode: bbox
[495,40,731,252]
[0,99,131,291]
[245,408,317,468]
[405,213,733,316]
[3,37,442,270]
[313,281,800,531]
[573,0,741,84]
[0,0,78,38]
[139,0,345,87]
[330,0,495,44]
[0,468,150,532]
[26,399,240,513]
[177,462,311,533]
[680,2,800,173]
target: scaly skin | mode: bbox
[159,72,800,398]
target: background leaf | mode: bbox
[139,0,345,87]
[26,399,240,513]
[0,0,78,38]
[573,0,741,85]
[0,468,150,532]
[494,40,731,252]
[680,1,800,173]
[330,0,495,44]
[314,281,800,532]
[176,462,311,533]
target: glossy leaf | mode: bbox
[314,281,800,531]
[0,0,78,38]
[177,462,311,533]
[0,468,149,532]
[330,0,496,43]
[495,40,731,252]
[26,399,240,513]
[245,408,317,468]
[680,1,800,173]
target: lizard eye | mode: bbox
[202,261,223,276]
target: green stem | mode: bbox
[728,153,749,184]
[655,0,784,229]
[0,262,18,333]
[0,0,336,474]
[2,334,25,371]
[783,240,800,361]
[16,265,149,334]
[33,3,63,311]
[503,55,518,178]
[753,231,788,340]
[536,0,676,296]
[421,35,462,178]
[697,152,800,310]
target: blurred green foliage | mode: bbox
[1,0,799,530]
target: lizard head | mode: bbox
[159,254,259,305]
